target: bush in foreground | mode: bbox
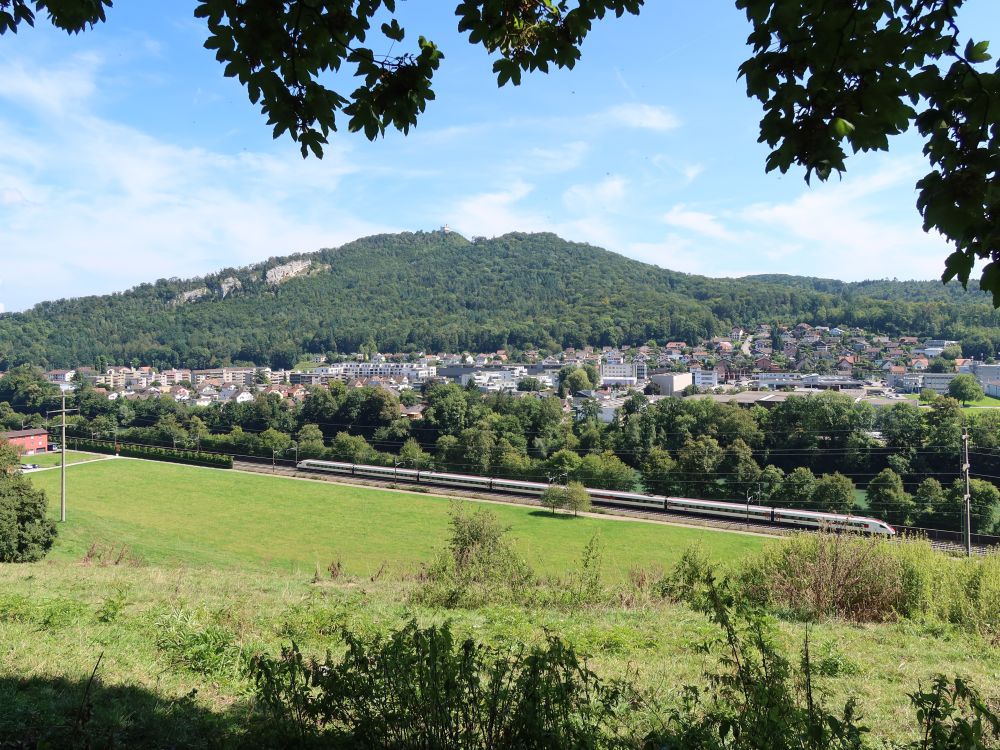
[739,533,1000,637]
[249,578,1000,749]
[414,503,534,608]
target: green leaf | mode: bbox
[980,262,1000,304]
[380,19,405,42]
[965,39,992,64]
[831,117,855,138]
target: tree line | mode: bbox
[4,364,999,534]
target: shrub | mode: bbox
[741,533,905,622]
[250,620,626,749]
[0,467,57,562]
[70,438,233,469]
[645,574,1000,750]
[741,533,1000,636]
[569,534,604,605]
[657,544,715,606]
[415,503,534,607]
[95,586,130,624]
[155,610,247,678]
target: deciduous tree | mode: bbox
[948,374,984,405]
[866,468,915,527]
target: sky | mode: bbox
[1,2,998,312]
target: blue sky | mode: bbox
[1,2,997,312]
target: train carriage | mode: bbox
[296,459,895,536]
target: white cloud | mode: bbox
[682,164,704,183]
[626,234,712,276]
[0,55,397,310]
[0,54,101,116]
[449,181,545,238]
[663,204,738,242]
[563,176,627,213]
[738,159,948,279]
[0,188,27,205]
[526,141,589,173]
[603,103,680,131]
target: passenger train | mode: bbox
[296,459,896,536]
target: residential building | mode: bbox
[972,363,1000,386]
[191,368,262,386]
[599,362,639,387]
[159,369,192,386]
[1,428,48,455]
[460,370,520,392]
[689,367,719,388]
[45,369,75,385]
[922,372,958,394]
[313,362,436,381]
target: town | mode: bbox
[24,323,997,422]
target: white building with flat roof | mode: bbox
[650,372,693,396]
[922,372,958,394]
[599,362,639,386]
[690,368,718,388]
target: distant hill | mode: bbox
[2,231,1000,369]
[743,274,991,304]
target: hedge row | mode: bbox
[70,438,233,469]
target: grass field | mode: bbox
[20,450,102,468]
[963,394,1000,408]
[897,391,1000,408]
[27,459,764,578]
[3,458,997,745]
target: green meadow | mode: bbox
[28,458,764,577]
[20,450,100,468]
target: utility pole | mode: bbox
[47,393,78,523]
[962,425,972,556]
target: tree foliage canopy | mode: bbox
[0,442,57,562]
[2,1,998,298]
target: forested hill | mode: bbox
[4,231,1000,370]
[744,274,992,304]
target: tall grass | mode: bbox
[741,533,1000,638]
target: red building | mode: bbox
[1,428,49,455]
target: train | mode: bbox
[295,459,897,536]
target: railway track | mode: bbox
[234,460,996,554]
[235,460,794,539]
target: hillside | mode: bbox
[4,459,998,745]
[744,274,994,304]
[3,231,1000,369]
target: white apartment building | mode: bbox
[159,369,192,386]
[460,370,519,392]
[191,367,268,386]
[314,362,437,382]
[599,362,639,386]
[690,368,719,388]
[922,372,958,394]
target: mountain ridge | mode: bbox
[2,231,998,369]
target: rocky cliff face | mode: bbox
[265,260,311,285]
